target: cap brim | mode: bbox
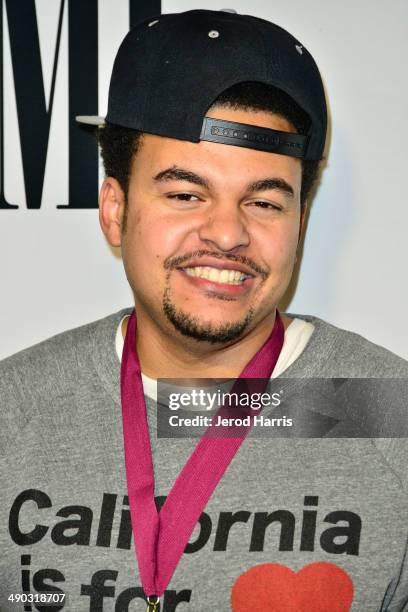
[75,115,106,126]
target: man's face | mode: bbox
[104,107,304,346]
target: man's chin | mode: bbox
[163,299,255,345]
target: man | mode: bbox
[1,9,407,612]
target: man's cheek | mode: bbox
[259,236,295,268]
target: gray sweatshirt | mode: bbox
[1,308,408,611]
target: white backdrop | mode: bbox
[1,0,407,360]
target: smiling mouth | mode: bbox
[181,265,252,286]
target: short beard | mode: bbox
[162,285,255,345]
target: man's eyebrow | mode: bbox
[247,178,295,199]
[153,167,210,189]
[153,167,294,199]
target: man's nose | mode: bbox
[197,200,250,252]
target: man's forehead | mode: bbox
[137,124,301,188]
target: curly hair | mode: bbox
[98,82,322,222]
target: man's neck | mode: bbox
[121,312,292,379]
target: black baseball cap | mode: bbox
[77,9,327,160]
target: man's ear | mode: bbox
[99,177,126,247]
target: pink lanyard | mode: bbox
[120,309,284,610]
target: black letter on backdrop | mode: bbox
[3,0,65,209]
[1,0,160,209]
[59,0,98,209]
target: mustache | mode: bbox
[164,250,269,280]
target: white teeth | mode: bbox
[184,266,248,285]
[219,270,229,284]
[209,268,219,282]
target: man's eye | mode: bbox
[249,201,282,210]
[168,193,200,202]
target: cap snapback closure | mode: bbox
[200,117,308,158]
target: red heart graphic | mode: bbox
[231,562,353,611]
